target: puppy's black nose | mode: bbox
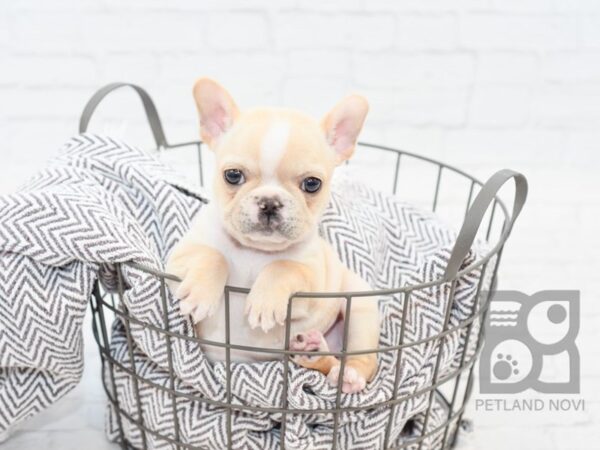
[258,197,282,221]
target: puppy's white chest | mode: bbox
[193,203,302,287]
[225,248,272,288]
[191,203,304,362]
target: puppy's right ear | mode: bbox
[193,78,239,148]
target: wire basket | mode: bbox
[83,83,528,450]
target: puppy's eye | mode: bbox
[301,177,322,194]
[224,169,245,185]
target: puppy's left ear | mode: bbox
[321,95,369,164]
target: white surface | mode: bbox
[1,0,599,449]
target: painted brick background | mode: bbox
[1,1,598,449]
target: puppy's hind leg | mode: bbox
[327,269,380,393]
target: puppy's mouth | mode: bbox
[233,226,292,251]
[246,233,288,245]
[232,217,300,250]
[257,211,283,230]
[247,219,290,243]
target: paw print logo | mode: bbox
[485,339,532,386]
[480,291,580,394]
[493,354,519,380]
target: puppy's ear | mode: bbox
[193,78,240,148]
[321,95,369,164]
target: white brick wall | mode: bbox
[1,1,599,449]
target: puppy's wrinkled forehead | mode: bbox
[218,109,337,180]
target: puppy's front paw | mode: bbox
[327,364,367,394]
[245,283,290,332]
[245,260,312,332]
[176,271,224,323]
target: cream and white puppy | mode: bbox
[166,78,379,393]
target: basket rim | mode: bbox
[94,280,490,356]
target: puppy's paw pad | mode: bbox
[290,330,324,351]
[290,330,327,364]
[327,365,366,394]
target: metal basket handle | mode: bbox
[79,82,168,150]
[443,169,528,281]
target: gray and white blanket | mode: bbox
[0,134,491,449]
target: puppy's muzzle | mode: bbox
[257,197,283,228]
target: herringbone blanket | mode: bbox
[0,134,490,449]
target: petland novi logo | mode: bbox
[479,290,580,394]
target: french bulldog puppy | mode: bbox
[166,78,379,393]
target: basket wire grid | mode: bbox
[83,83,527,450]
